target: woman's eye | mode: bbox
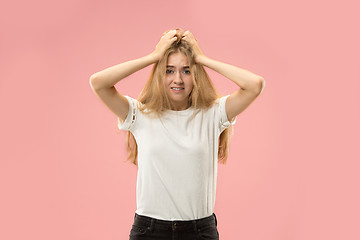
[184,70,191,74]
[166,69,173,74]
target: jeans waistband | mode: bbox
[133,212,218,231]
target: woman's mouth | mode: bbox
[171,87,184,92]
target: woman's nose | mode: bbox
[173,71,184,83]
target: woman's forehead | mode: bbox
[167,52,190,65]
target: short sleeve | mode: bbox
[218,95,237,133]
[117,95,138,131]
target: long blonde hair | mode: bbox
[125,29,234,166]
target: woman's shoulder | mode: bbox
[215,95,230,102]
[202,95,229,109]
[123,95,145,109]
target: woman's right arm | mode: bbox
[89,53,158,122]
[89,53,158,90]
[89,30,178,122]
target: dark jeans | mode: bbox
[129,212,219,240]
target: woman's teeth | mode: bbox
[171,87,184,90]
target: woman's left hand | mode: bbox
[182,31,205,63]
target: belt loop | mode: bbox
[192,220,197,232]
[213,213,217,226]
[149,218,156,232]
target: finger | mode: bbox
[186,31,194,38]
[182,35,192,42]
[183,33,194,41]
[168,30,177,38]
[163,29,175,36]
[182,36,188,41]
[182,33,189,38]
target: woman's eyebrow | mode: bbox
[166,65,190,69]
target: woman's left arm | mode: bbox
[182,30,265,121]
[197,55,265,121]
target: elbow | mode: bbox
[89,74,102,91]
[257,77,265,95]
[89,76,97,90]
[89,73,99,84]
[251,77,265,95]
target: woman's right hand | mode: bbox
[151,29,178,62]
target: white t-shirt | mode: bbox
[117,95,237,220]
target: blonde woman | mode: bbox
[89,28,265,240]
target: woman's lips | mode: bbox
[171,87,184,93]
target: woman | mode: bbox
[89,28,265,240]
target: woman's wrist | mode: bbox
[195,54,208,65]
[148,51,163,63]
[147,51,160,63]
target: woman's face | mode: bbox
[164,51,194,111]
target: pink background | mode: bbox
[1,0,359,239]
